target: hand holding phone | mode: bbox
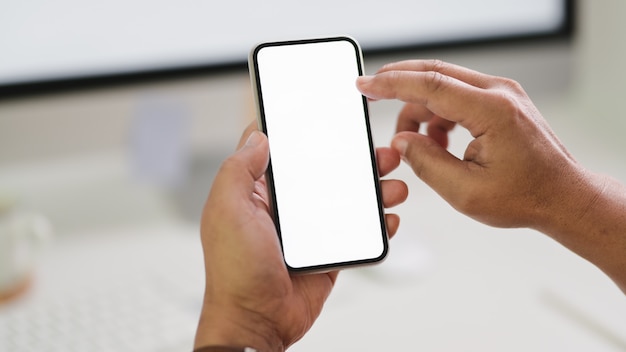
[249,36,388,273]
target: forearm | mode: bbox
[537,169,626,293]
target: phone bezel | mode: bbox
[248,36,388,273]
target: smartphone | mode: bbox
[249,36,387,273]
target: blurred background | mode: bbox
[1,0,626,351]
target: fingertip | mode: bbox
[385,213,400,238]
[356,75,373,86]
[391,133,411,158]
[398,181,409,204]
[376,147,401,176]
[230,130,269,181]
[356,75,375,96]
[236,121,261,150]
[381,179,409,208]
[243,130,263,147]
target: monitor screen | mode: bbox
[0,0,572,92]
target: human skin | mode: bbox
[356,59,626,294]
[194,59,626,352]
[194,124,408,352]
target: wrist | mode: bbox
[194,302,285,352]
[536,168,626,291]
[532,165,598,238]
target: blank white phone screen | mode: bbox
[254,39,387,270]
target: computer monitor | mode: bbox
[0,0,573,95]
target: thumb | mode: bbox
[214,131,269,196]
[392,131,469,203]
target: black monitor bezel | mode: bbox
[0,0,575,99]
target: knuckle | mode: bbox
[490,90,522,118]
[385,69,402,83]
[424,71,448,94]
[497,76,525,94]
[428,59,447,73]
[383,70,405,98]
[380,62,395,72]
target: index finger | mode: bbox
[357,71,496,138]
[376,59,496,89]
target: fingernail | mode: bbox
[245,130,262,147]
[357,75,373,85]
[393,138,408,157]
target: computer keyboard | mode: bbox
[0,283,200,351]
[0,226,205,352]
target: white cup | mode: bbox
[0,200,52,303]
